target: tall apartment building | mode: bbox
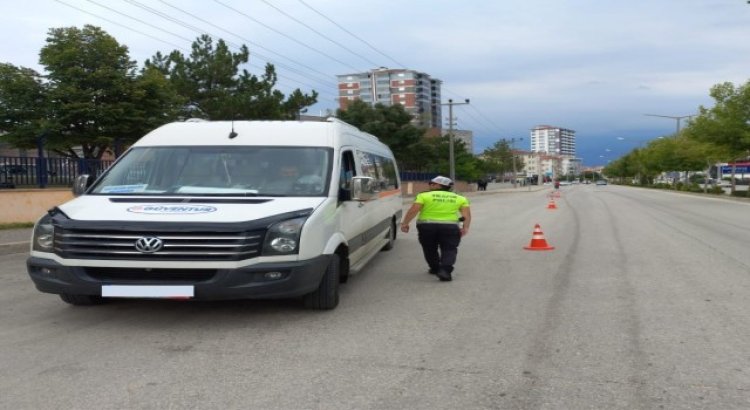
[337,68,442,129]
[530,125,576,156]
[449,129,474,154]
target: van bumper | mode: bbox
[26,255,331,300]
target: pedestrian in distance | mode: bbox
[400,176,472,282]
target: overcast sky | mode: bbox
[2,0,750,166]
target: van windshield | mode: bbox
[90,146,332,197]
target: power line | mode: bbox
[281,0,506,138]
[211,0,365,73]
[123,0,337,89]
[109,0,335,92]
[84,0,192,43]
[296,0,407,69]
[56,0,188,51]
[57,0,336,98]
[259,0,381,68]
[442,86,506,138]
[468,105,505,135]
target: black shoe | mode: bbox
[436,269,452,282]
[428,268,438,275]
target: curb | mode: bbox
[0,241,29,256]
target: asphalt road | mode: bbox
[1,185,749,409]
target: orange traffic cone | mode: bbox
[523,224,555,251]
[547,199,557,209]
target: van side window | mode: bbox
[339,151,356,201]
[356,150,399,191]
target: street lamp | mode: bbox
[644,114,695,137]
[503,137,523,188]
[441,98,470,182]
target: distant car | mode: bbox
[0,165,29,174]
[596,180,607,185]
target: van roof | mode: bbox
[133,119,384,149]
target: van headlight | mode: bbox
[32,214,55,253]
[262,216,307,255]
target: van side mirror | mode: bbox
[351,176,376,201]
[72,174,93,196]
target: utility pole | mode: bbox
[644,114,695,136]
[441,98,470,182]
[505,137,523,188]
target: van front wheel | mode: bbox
[303,254,340,310]
[381,221,396,251]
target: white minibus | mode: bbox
[26,118,402,310]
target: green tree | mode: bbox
[480,140,514,180]
[41,25,184,158]
[635,136,723,188]
[604,153,639,184]
[147,35,317,120]
[0,64,48,149]
[684,80,750,193]
[336,100,425,165]
[686,81,750,156]
[0,25,182,158]
[416,135,481,181]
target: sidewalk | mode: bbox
[0,227,32,255]
[0,182,548,255]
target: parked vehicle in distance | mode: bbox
[596,180,608,185]
[26,118,403,310]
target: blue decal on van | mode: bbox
[101,184,148,193]
[127,205,218,214]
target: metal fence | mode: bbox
[399,171,439,182]
[1,155,437,189]
[0,156,113,189]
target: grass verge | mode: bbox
[0,222,34,230]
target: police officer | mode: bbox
[400,176,471,282]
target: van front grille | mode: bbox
[84,267,217,282]
[54,228,265,261]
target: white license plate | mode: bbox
[101,285,194,298]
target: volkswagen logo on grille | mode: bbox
[135,237,164,253]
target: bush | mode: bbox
[730,190,750,198]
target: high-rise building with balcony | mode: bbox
[337,68,442,129]
[530,125,576,156]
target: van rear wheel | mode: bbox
[303,254,340,310]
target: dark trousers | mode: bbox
[417,223,462,273]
